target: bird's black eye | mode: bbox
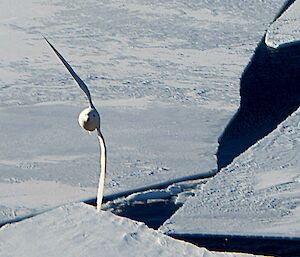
[93,114,95,117]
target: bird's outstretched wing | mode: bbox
[44,36,94,107]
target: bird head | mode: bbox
[78,107,100,132]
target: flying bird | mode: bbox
[44,36,106,212]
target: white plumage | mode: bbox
[44,36,107,211]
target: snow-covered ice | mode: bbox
[161,1,300,238]
[0,0,287,224]
[160,0,300,238]
[0,203,259,257]
[2,0,300,255]
[160,108,300,237]
[265,0,300,49]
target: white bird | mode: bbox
[44,36,106,212]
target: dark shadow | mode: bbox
[171,234,300,257]
[85,197,183,230]
[111,200,182,230]
[217,34,300,169]
[273,0,296,22]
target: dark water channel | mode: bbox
[172,234,300,257]
[85,196,182,230]
[110,199,182,230]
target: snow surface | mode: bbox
[266,0,300,49]
[0,203,258,257]
[160,0,300,237]
[0,0,287,224]
[160,107,300,237]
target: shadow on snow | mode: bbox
[217,34,300,169]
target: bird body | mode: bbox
[78,107,100,132]
[45,37,107,211]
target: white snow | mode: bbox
[160,0,300,238]
[0,180,94,225]
[160,107,300,237]
[0,0,286,224]
[0,203,258,257]
[125,190,171,202]
[1,0,299,255]
[265,0,300,49]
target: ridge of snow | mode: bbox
[0,203,258,257]
[266,0,300,48]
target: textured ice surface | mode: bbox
[0,203,258,257]
[160,0,300,237]
[266,0,300,48]
[0,102,226,223]
[160,107,300,237]
[0,0,286,223]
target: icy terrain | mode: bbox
[160,0,300,237]
[2,0,300,255]
[161,108,300,236]
[266,0,300,48]
[0,0,288,224]
[0,203,259,257]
